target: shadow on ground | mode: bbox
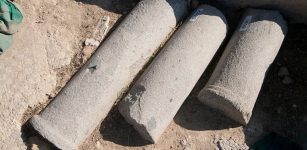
[99,106,151,147]
[249,23,307,148]
[174,96,242,131]
[21,122,59,150]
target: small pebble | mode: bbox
[28,136,50,150]
[95,141,102,149]
[31,144,39,150]
[85,38,100,47]
[180,139,187,146]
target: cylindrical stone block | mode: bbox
[198,9,287,125]
[118,5,227,143]
[30,0,188,149]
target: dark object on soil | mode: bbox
[250,133,302,150]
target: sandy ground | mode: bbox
[0,0,122,149]
[1,0,306,150]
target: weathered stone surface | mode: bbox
[198,9,287,125]
[118,5,227,143]
[30,0,188,149]
[216,0,307,24]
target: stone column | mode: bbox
[198,9,287,125]
[30,0,188,149]
[119,5,227,143]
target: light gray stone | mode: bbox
[198,9,287,125]
[30,0,188,149]
[216,0,307,24]
[92,16,110,42]
[85,38,100,47]
[118,5,227,143]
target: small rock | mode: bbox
[213,137,219,144]
[95,141,102,149]
[82,46,95,61]
[31,144,39,150]
[292,104,297,108]
[180,139,187,146]
[28,136,51,150]
[85,38,100,47]
[282,76,294,84]
[92,16,110,41]
[278,67,289,77]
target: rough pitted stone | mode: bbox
[119,5,227,143]
[30,0,188,149]
[198,9,287,125]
